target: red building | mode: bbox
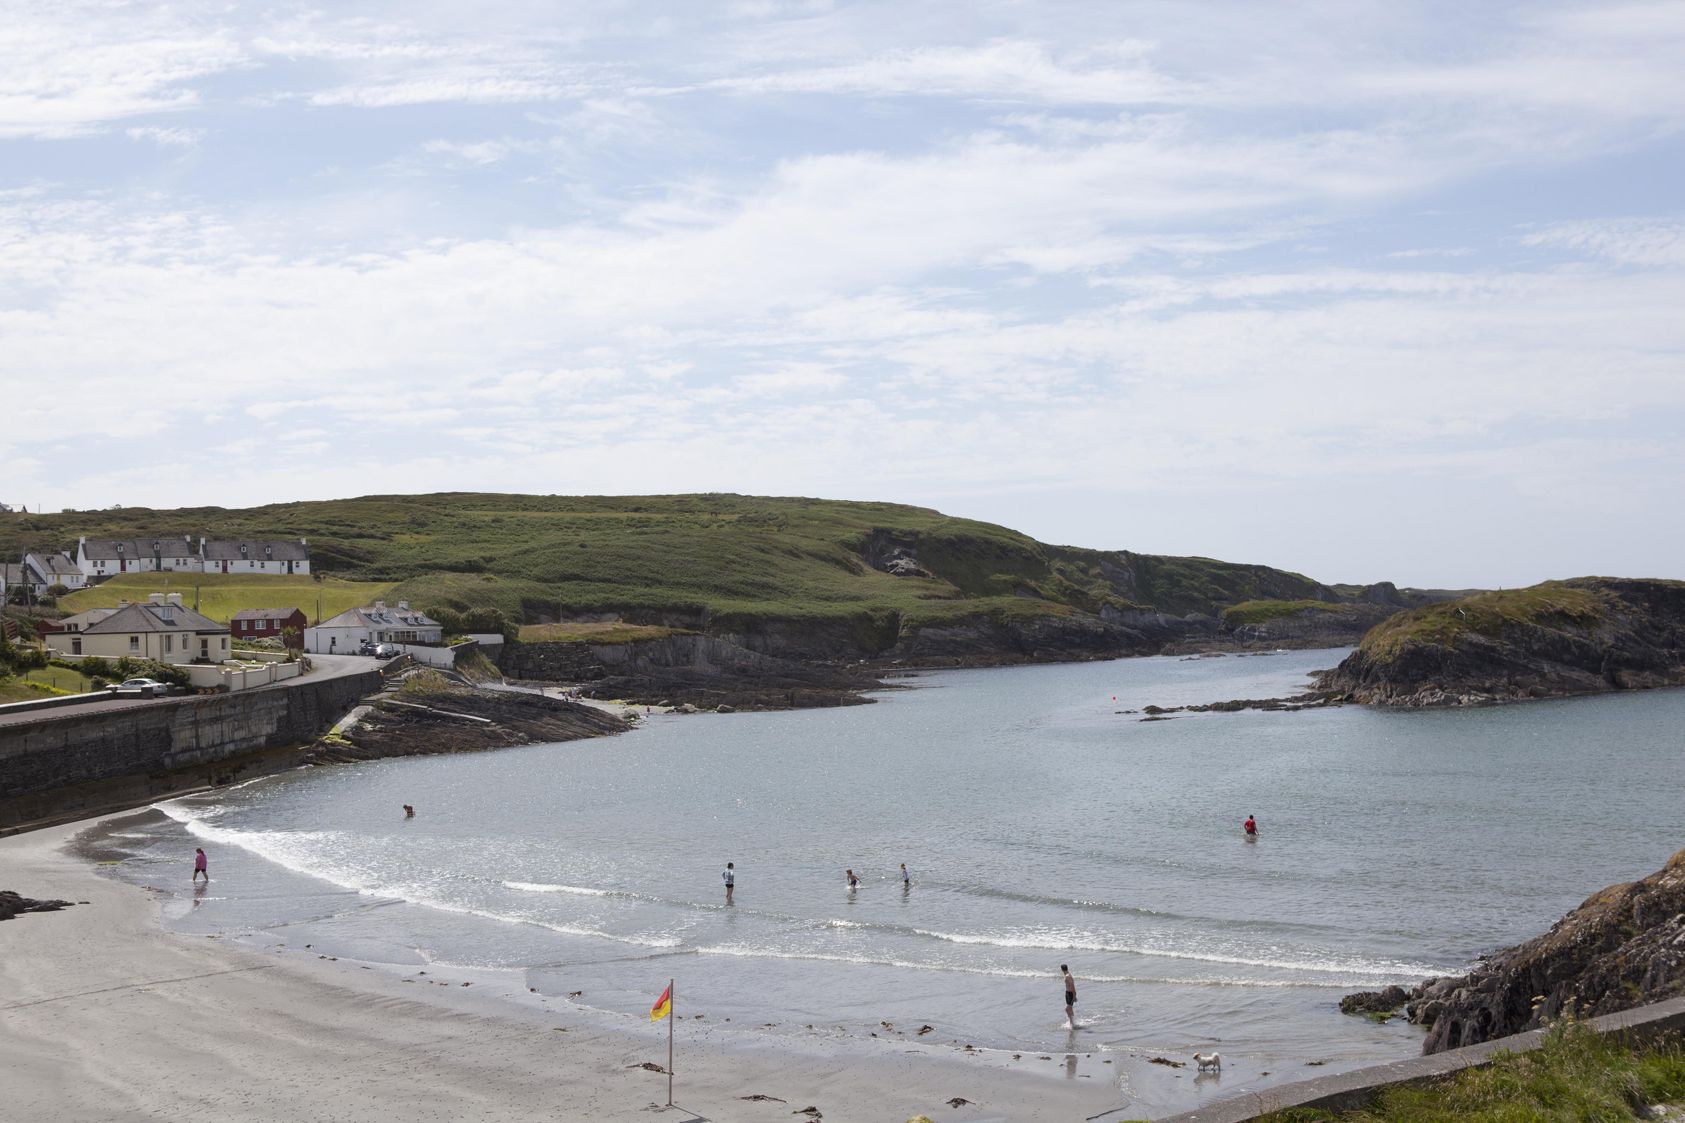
[230,608,308,648]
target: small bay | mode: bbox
[103,648,1685,1099]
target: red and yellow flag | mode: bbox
[650,984,672,1022]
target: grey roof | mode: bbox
[316,605,441,630]
[1,562,28,584]
[202,539,309,562]
[232,608,307,621]
[84,602,228,635]
[81,536,196,560]
[27,552,81,577]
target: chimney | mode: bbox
[397,600,409,611]
[373,600,386,610]
[167,592,184,606]
[148,593,166,605]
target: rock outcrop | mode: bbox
[0,889,75,920]
[308,682,628,762]
[1368,847,1685,1054]
[1318,577,1685,707]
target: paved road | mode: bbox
[0,654,388,729]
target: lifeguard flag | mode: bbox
[650,984,672,1022]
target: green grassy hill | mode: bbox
[4,493,1353,652]
[57,573,397,626]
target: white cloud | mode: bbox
[1521,217,1685,267]
[0,4,244,138]
[125,125,205,147]
[704,39,1183,104]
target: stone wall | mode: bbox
[0,669,380,829]
[1155,995,1685,1123]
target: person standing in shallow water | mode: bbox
[900,863,911,890]
[1243,814,1257,839]
[403,804,415,819]
[192,847,208,884]
[846,869,860,890]
[722,861,735,903]
[1061,964,1077,1028]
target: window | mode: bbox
[221,637,228,651]
[129,636,139,652]
[164,635,173,653]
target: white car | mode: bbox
[111,677,172,697]
[373,643,401,659]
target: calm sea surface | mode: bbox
[99,649,1685,1092]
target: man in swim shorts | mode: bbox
[1061,964,1076,1026]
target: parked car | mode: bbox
[357,640,377,655]
[111,677,173,697]
[374,643,401,659]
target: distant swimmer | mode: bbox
[404,804,415,818]
[192,847,209,884]
[1243,814,1257,838]
[846,868,860,890]
[900,862,911,889]
[723,861,735,902]
[1061,964,1077,1028]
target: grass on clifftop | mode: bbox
[517,622,687,644]
[1358,581,1611,660]
[1260,1019,1685,1123]
[1221,599,1353,627]
[58,573,397,625]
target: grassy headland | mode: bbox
[1319,577,1685,706]
[3,494,1348,646]
[1356,581,1614,660]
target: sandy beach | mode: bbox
[1,816,1135,1123]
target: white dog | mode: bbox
[1193,1052,1222,1072]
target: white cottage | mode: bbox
[304,600,442,654]
[201,538,310,575]
[75,535,200,577]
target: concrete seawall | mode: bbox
[0,669,381,830]
[1156,995,1685,1122]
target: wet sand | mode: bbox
[1,816,1138,1122]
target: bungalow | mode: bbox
[45,592,230,663]
[24,551,87,591]
[304,600,442,654]
[201,539,310,575]
[35,607,118,635]
[231,607,308,648]
[75,536,199,578]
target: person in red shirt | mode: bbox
[1243,815,1257,837]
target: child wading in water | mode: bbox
[192,847,209,884]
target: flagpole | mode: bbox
[667,977,675,1107]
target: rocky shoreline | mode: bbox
[1344,846,1685,1054]
[306,676,629,763]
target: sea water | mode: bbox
[96,650,1685,1093]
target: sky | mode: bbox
[1,1,1681,589]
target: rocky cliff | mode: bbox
[1361,848,1685,1054]
[1318,577,1685,707]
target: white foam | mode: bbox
[695,945,1384,987]
[907,927,1452,978]
[155,803,681,950]
[504,881,612,897]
